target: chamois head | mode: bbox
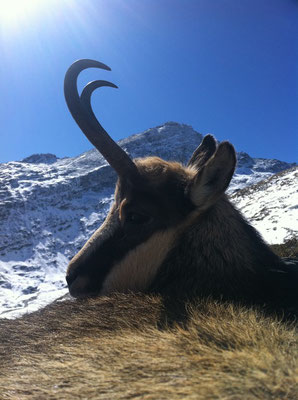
[64,59,236,298]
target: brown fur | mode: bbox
[0,294,297,399]
[135,156,196,184]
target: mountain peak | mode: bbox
[22,153,58,164]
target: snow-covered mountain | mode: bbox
[231,167,297,245]
[0,122,296,318]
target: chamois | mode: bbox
[64,59,297,318]
[0,59,297,400]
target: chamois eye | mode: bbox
[126,212,151,224]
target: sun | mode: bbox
[0,0,43,25]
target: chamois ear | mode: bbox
[189,142,236,209]
[187,134,217,170]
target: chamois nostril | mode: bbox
[66,270,78,287]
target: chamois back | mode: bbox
[0,294,297,399]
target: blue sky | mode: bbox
[0,0,297,163]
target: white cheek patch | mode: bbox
[100,209,203,295]
[100,228,178,295]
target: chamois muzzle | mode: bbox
[64,59,140,182]
[65,268,90,298]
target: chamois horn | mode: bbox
[64,59,139,181]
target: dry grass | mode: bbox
[0,294,297,399]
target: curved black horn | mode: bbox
[64,59,139,180]
[80,80,118,110]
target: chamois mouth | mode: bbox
[66,273,99,298]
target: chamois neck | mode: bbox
[198,195,280,274]
[152,195,281,306]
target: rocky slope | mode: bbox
[231,167,297,245]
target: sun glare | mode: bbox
[0,0,44,25]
